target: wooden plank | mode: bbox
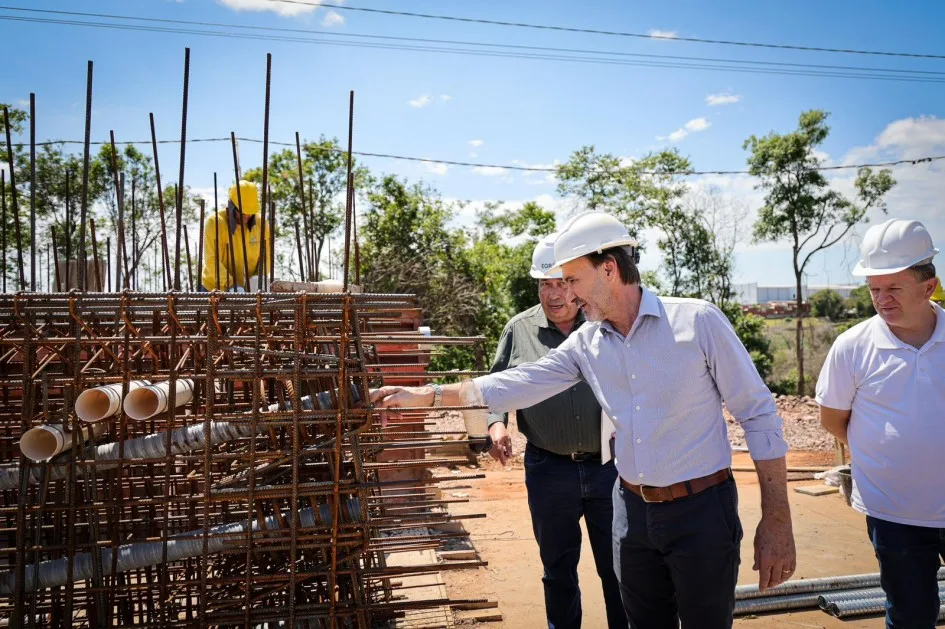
[455,609,503,623]
[440,550,477,561]
[449,601,498,611]
[793,485,839,496]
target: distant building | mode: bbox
[732,283,859,305]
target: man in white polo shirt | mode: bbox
[816,218,945,629]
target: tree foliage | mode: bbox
[744,110,895,393]
[810,289,846,321]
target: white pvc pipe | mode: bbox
[74,380,150,423]
[123,380,194,421]
[19,423,107,462]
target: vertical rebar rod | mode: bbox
[149,113,171,291]
[342,91,355,291]
[294,222,304,283]
[174,47,191,291]
[109,132,130,290]
[261,52,272,290]
[106,236,111,292]
[2,106,25,289]
[229,133,251,291]
[1,170,6,293]
[29,93,36,290]
[64,170,71,291]
[300,192,313,281]
[294,132,310,280]
[78,61,93,291]
[269,194,276,285]
[89,217,103,291]
[45,241,50,292]
[183,224,193,291]
[351,172,361,286]
[196,198,205,292]
[131,177,138,289]
[308,179,316,279]
[214,172,223,290]
[51,227,61,292]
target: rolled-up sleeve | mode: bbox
[474,334,583,414]
[699,304,788,461]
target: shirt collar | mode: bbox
[599,285,661,335]
[869,302,945,349]
[531,305,586,333]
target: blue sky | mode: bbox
[2,0,944,286]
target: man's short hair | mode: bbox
[586,246,641,285]
[910,261,936,283]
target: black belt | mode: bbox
[531,444,600,463]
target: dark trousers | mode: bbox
[612,477,743,629]
[866,515,945,629]
[524,442,628,629]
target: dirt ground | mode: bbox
[425,401,942,628]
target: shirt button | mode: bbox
[572,387,578,391]
[575,415,580,420]
[631,374,636,380]
[638,473,644,478]
[636,438,641,444]
[635,405,641,411]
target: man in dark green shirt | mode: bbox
[487,236,627,629]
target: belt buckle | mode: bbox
[569,452,583,462]
[640,485,668,503]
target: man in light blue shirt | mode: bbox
[373,212,796,628]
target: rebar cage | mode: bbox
[0,291,488,628]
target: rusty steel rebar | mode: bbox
[1,50,492,629]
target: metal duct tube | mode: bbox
[123,379,194,420]
[818,586,887,609]
[736,570,934,600]
[75,380,150,423]
[824,584,945,618]
[18,422,107,462]
[0,499,362,595]
[734,592,823,615]
[0,399,305,490]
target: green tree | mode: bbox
[245,136,359,281]
[810,289,846,321]
[744,110,895,394]
[846,284,875,318]
[360,176,483,370]
[468,201,557,352]
[721,304,774,381]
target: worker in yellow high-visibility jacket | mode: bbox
[200,180,271,292]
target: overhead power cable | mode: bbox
[264,0,945,61]
[1,12,944,83]
[4,6,945,80]
[9,136,944,177]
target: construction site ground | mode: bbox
[425,401,944,628]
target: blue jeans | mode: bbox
[524,442,627,629]
[613,477,742,629]
[866,516,945,629]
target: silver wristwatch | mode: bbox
[430,383,442,407]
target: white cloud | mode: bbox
[657,117,711,143]
[408,94,432,108]
[320,10,344,26]
[422,160,448,175]
[15,98,29,108]
[647,29,678,39]
[217,0,320,17]
[706,93,741,106]
[472,166,507,177]
[468,139,484,147]
[469,152,478,158]
[439,94,452,103]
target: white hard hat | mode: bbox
[530,233,561,279]
[549,211,637,273]
[852,218,938,277]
